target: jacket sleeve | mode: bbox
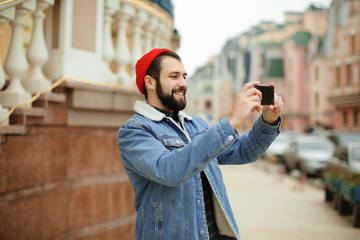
[217,116,281,165]
[117,117,238,187]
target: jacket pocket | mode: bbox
[159,136,186,151]
[152,202,162,239]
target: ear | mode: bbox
[144,75,156,91]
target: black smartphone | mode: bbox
[255,85,274,105]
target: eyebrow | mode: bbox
[168,71,187,77]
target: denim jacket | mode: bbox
[117,101,281,240]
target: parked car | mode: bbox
[283,135,335,175]
[323,147,360,228]
[325,131,360,147]
[265,132,297,164]
[327,142,360,173]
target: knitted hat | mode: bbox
[135,48,172,95]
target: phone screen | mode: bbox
[255,85,274,105]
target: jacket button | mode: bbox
[200,230,204,234]
[197,200,201,204]
[176,140,180,144]
[228,135,234,141]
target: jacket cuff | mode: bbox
[256,116,281,135]
[217,118,239,145]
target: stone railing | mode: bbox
[0,0,178,126]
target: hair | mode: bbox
[143,51,181,99]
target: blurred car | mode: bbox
[327,142,360,173]
[283,135,335,175]
[265,132,297,164]
[325,131,360,146]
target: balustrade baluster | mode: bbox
[0,25,4,91]
[0,9,14,125]
[153,23,162,48]
[0,1,36,108]
[115,1,132,86]
[102,0,118,83]
[103,3,115,65]
[23,0,54,94]
[131,9,145,65]
[130,8,147,85]
[149,16,159,49]
[160,21,170,49]
[144,14,156,52]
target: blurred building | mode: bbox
[187,22,275,128]
[187,3,340,133]
[281,5,331,132]
[325,0,360,131]
[0,0,178,239]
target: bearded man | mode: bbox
[117,48,283,240]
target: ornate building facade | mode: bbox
[326,0,360,131]
[187,3,341,133]
[0,0,178,239]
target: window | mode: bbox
[315,93,319,108]
[355,109,359,128]
[204,84,212,93]
[336,66,341,88]
[350,0,360,16]
[315,66,319,81]
[347,64,352,86]
[343,111,348,128]
[351,35,356,56]
[205,100,212,110]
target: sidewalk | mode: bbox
[220,161,360,240]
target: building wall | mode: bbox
[326,0,360,132]
[0,83,144,239]
[308,56,335,128]
[0,125,136,239]
[0,0,178,239]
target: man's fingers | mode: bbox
[242,86,262,100]
[250,94,262,104]
[241,81,260,92]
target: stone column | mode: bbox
[23,0,54,94]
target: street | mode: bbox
[221,161,360,240]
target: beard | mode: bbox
[156,81,186,112]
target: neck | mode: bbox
[152,106,179,121]
[146,95,173,112]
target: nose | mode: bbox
[178,77,187,87]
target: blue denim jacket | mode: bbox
[117,101,281,240]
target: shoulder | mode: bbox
[120,113,152,130]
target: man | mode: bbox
[117,48,283,240]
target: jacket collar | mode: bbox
[134,101,193,122]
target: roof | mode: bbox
[150,0,174,17]
[307,4,328,12]
[290,31,312,46]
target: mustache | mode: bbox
[172,87,187,94]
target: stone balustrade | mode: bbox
[0,0,178,125]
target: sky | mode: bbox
[172,0,333,76]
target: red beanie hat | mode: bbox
[135,48,172,95]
